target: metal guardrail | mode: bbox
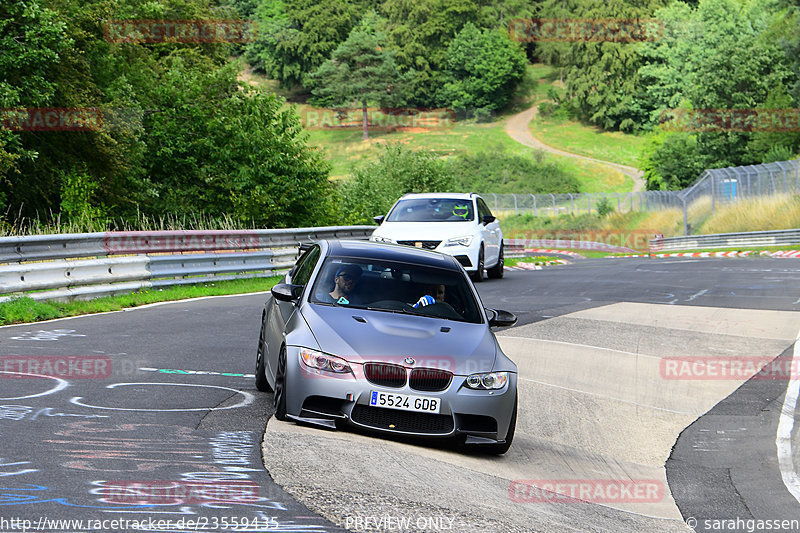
[0,226,375,302]
[650,228,800,251]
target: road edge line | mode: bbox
[777,325,800,503]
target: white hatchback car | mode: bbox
[370,193,504,281]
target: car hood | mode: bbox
[372,221,476,242]
[300,304,498,375]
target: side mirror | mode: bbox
[486,308,517,328]
[373,215,386,225]
[272,283,303,303]
[482,215,496,225]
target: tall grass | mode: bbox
[1,211,257,237]
[698,195,800,234]
[498,194,800,240]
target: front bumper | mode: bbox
[437,241,481,272]
[284,347,517,443]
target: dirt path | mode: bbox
[505,104,646,192]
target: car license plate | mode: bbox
[369,391,441,414]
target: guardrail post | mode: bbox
[568,193,574,214]
[551,194,556,216]
[514,194,518,215]
[587,194,591,214]
[531,194,537,216]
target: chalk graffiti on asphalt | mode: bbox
[0,371,69,401]
[0,483,153,509]
[8,330,86,342]
[0,405,108,421]
[0,460,37,478]
[69,382,254,412]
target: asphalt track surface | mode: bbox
[1,257,799,532]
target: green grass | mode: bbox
[526,63,647,169]
[505,256,566,266]
[304,114,631,191]
[0,276,281,326]
[286,61,632,192]
[528,118,648,169]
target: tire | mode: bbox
[487,242,504,279]
[273,346,288,421]
[482,396,516,455]
[255,321,272,392]
[471,246,485,283]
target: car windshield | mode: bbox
[309,256,483,324]
[386,198,474,222]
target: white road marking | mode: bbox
[776,326,800,504]
[70,382,254,412]
[517,376,694,415]
[500,336,664,361]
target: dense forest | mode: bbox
[1,0,798,228]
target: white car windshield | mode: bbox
[309,257,483,324]
[386,198,474,222]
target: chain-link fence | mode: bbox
[481,159,800,235]
[480,191,683,217]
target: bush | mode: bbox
[336,144,454,224]
[596,197,615,217]
[449,148,580,194]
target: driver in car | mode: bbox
[326,264,362,305]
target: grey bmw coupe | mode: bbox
[255,240,518,454]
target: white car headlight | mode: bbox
[372,236,396,244]
[300,348,352,374]
[443,235,473,247]
[465,372,508,390]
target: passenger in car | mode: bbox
[413,284,446,308]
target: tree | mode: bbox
[142,54,332,227]
[381,0,480,106]
[310,14,409,139]
[438,23,527,113]
[745,85,800,162]
[245,0,362,89]
[0,0,70,214]
[638,0,797,170]
[535,0,669,131]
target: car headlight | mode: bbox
[300,348,352,374]
[443,235,473,247]
[465,372,508,390]
[372,236,396,244]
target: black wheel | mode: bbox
[273,346,288,421]
[482,396,516,455]
[471,246,485,283]
[255,322,272,392]
[487,242,504,279]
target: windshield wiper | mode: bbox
[366,305,413,315]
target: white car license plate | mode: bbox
[369,391,441,414]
